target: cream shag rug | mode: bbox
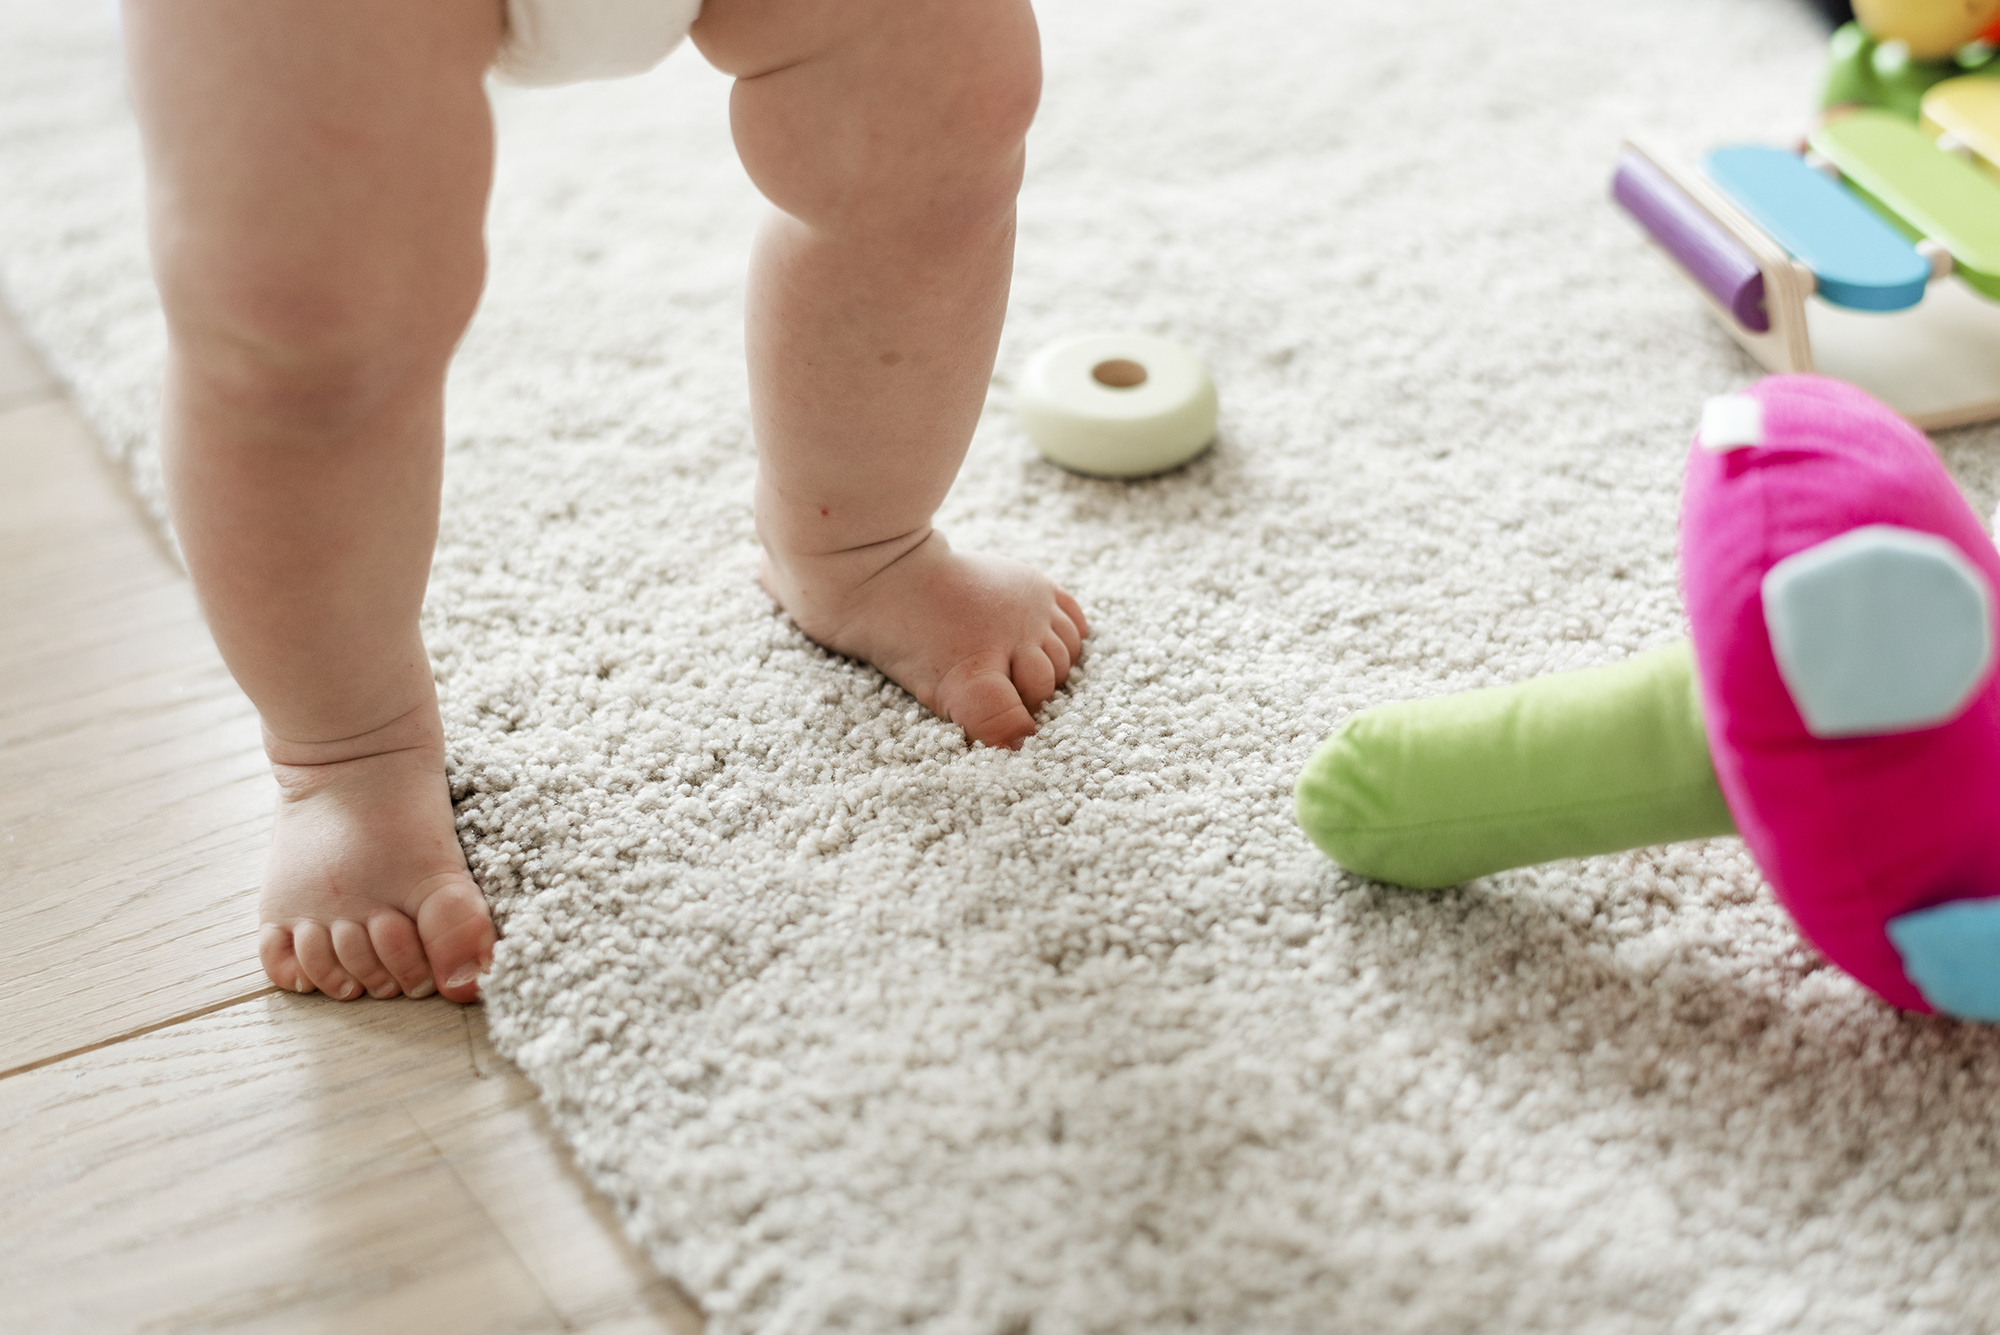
[9,1,2000,1330]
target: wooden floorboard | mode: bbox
[0,995,703,1334]
[0,293,57,410]
[0,397,272,1075]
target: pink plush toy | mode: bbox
[1296,375,2000,1016]
[1684,374,2000,1012]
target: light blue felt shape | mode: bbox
[1762,525,1995,738]
[1706,145,1931,311]
[1889,900,2000,1020]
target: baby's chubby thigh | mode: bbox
[125,0,499,428]
[690,0,1042,236]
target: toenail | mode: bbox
[446,963,480,991]
[409,978,437,1000]
[295,979,308,994]
[338,982,358,1000]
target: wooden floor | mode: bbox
[0,299,703,1334]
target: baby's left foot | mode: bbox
[762,530,1087,749]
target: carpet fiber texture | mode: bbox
[8,1,2000,1331]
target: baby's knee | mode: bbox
[731,0,1041,241]
[932,10,1043,172]
[943,30,1042,200]
[156,229,484,433]
[848,57,1041,242]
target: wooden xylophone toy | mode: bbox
[1615,76,2000,429]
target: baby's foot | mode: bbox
[258,712,494,1004]
[763,530,1088,749]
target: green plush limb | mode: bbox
[1294,641,1736,890]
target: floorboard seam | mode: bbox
[0,386,60,418]
[408,1105,592,1333]
[0,985,278,1081]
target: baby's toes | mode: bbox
[1054,588,1089,645]
[369,913,436,999]
[259,924,313,995]
[291,920,363,1001]
[415,874,498,1004]
[1041,630,1073,684]
[332,918,402,999]
[938,654,1037,749]
[1011,643,1059,714]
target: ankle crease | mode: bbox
[263,701,444,769]
[764,524,934,576]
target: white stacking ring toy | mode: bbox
[1016,332,1218,478]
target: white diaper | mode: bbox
[495,0,703,87]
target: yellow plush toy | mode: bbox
[1825,0,2000,117]
[1853,0,2000,59]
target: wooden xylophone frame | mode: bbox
[1622,136,2000,431]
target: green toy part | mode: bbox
[1809,109,2000,299]
[1294,643,1735,890]
[1821,21,1997,120]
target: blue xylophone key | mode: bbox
[1705,145,1931,312]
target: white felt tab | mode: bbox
[1697,394,1764,452]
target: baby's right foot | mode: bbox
[761,528,1088,750]
[257,709,494,1004]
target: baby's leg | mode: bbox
[693,0,1087,749]
[122,0,500,1001]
